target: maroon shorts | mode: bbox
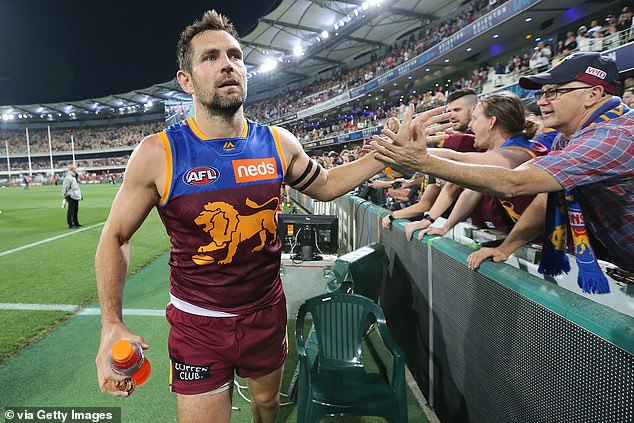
[166,299,287,395]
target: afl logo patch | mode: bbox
[183,167,220,186]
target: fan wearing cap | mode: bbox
[371,52,633,289]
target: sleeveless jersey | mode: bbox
[157,117,287,314]
[470,134,547,233]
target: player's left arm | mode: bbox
[274,126,385,201]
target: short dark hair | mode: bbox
[446,88,477,104]
[177,10,240,74]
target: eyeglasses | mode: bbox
[533,86,593,101]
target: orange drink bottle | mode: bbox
[111,339,151,386]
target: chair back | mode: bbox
[302,293,385,370]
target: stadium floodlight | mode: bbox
[293,45,304,57]
[362,2,369,10]
[321,30,329,39]
[259,59,278,73]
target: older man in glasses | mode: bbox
[371,52,633,287]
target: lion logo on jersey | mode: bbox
[192,197,279,265]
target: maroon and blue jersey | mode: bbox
[157,117,287,314]
[470,134,547,233]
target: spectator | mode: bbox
[617,5,633,32]
[384,89,478,237]
[563,31,578,54]
[417,92,547,239]
[622,87,634,107]
[530,41,551,72]
[62,164,82,229]
[445,88,478,133]
[372,53,633,292]
[523,97,558,151]
[587,19,604,37]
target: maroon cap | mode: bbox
[519,52,621,94]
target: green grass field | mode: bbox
[0,184,171,363]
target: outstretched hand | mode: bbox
[370,105,453,172]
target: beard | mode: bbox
[452,121,469,133]
[193,78,246,119]
[204,92,245,118]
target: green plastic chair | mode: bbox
[295,292,407,423]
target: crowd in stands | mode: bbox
[245,2,633,131]
[1,120,163,155]
[0,156,129,172]
[297,2,634,265]
[245,0,509,123]
[3,0,631,211]
[275,5,634,149]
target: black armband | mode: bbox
[296,165,321,191]
[289,159,314,186]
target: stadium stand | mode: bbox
[2,1,633,421]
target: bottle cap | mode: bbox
[112,340,134,362]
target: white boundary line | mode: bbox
[0,303,165,316]
[0,303,79,312]
[0,222,105,257]
[79,308,165,316]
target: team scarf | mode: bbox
[539,97,629,294]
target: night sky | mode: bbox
[0,0,279,106]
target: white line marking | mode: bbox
[0,222,105,257]
[0,303,79,312]
[0,304,165,316]
[79,308,166,316]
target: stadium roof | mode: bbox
[0,0,461,123]
[0,79,188,123]
[241,0,463,83]
[0,0,616,123]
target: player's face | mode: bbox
[189,30,248,116]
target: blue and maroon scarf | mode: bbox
[539,97,629,294]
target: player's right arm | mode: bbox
[95,134,165,396]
